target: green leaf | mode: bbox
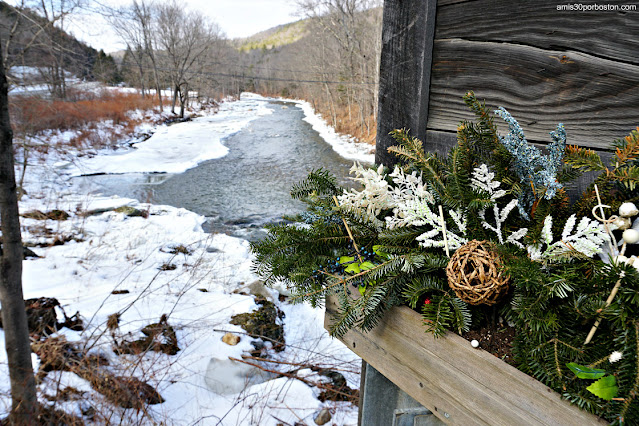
[345,263,361,274]
[586,375,618,401]
[372,245,389,259]
[339,256,355,264]
[358,285,366,296]
[566,363,606,379]
[360,261,375,271]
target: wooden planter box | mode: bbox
[324,295,608,426]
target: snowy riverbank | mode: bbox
[0,93,368,424]
[66,93,374,177]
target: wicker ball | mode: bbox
[446,240,509,306]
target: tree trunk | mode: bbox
[179,83,187,119]
[171,84,178,115]
[0,42,37,424]
[150,60,163,110]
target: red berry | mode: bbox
[424,298,431,305]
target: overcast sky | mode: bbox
[15,0,301,53]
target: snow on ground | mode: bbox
[0,93,364,424]
[295,101,375,164]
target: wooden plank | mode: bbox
[427,39,639,149]
[325,296,607,426]
[375,0,437,167]
[435,0,639,65]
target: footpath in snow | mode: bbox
[1,93,373,425]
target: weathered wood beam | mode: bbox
[428,39,639,150]
[375,0,437,167]
[325,296,607,426]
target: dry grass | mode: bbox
[332,104,377,145]
[9,90,160,137]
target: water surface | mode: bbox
[77,100,363,239]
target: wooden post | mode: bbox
[375,0,438,167]
[363,1,439,423]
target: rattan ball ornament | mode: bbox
[446,240,510,306]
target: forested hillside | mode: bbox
[231,2,382,143]
[0,1,102,96]
[0,0,382,141]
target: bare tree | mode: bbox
[155,0,223,117]
[297,0,381,135]
[110,0,163,107]
[0,39,37,424]
[1,0,86,97]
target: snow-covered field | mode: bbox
[0,93,373,424]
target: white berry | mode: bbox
[623,229,639,244]
[471,339,479,348]
[609,351,623,363]
[619,202,639,218]
[614,255,629,265]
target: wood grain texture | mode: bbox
[427,39,639,149]
[375,0,437,167]
[325,296,607,426]
[436,0,639,65]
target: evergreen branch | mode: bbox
[610,166,639,191]
[290,168,340,200]
[619,321,639,421]
[613,127,639,166]
[387,128,431,169]
[564,145,606,172]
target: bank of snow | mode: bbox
[10,195,359,425]
[67,96,273,176]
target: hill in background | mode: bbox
[234,19,309,52]
[0,1,99,84]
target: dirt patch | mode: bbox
[1,403,85,425]
[22,209,70,221]
[87,372,164,409]
[316,369,359,405]
[158,263,177,271]
[32,335,164,410]
[462,323,516,365]
[32,336,83,377]
[0,297,83,340]
[230,297,286,352]
[114,315,180,356]
[163,244,192,255]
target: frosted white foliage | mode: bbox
[338,163,470,252]
[529,215,609,261]
[471,164,527,248]
[385,168,435,229]
[471,164,506,201]
[385,168,467,251]
[337,163,392,228]
[416,226,468,251]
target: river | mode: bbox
[76,98,366,240]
